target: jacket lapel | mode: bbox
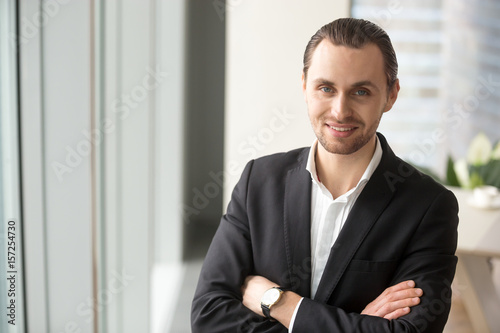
[314,134,399,303]
[283,149,312,298]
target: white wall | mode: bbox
[224,0,350,207]
[21,1,94,332]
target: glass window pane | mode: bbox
[441,0,500,160]
[0,1,25,332]
[352,0,500,175]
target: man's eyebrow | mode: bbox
[311,78,334,86]
[351,80,381,92]
[310,79,380,92]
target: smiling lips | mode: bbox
[329,125,355,132]
[327,123,358,137]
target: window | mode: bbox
[0,0,25,331]
[352,0,500,174]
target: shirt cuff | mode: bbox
[288,297,304,333]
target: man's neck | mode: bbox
[315,136,377,199]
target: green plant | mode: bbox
[446,133,500,189]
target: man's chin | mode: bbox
[318,135,373,156]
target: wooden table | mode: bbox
[451,187,500,333]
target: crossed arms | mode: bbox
[191,158,459,333]
[241,275,423,329]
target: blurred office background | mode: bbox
[0,0,499,332]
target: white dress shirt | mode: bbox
[288,137,383,332]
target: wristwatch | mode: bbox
[260,287,284,320]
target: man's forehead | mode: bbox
[310,40,383,64]
[307,40,386,85]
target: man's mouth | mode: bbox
[329,126,355,132]
[325,123,359,138]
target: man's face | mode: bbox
[302,40,399,155]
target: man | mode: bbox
[192,18,458,332]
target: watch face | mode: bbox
[261,288,281,306]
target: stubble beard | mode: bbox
[313,113,383,155]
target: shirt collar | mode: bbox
[305,136,383,195]
[305,140,321,185]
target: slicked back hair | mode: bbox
[303,18,398,90]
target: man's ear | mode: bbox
[301,71,307,101]
[384,79,400,113]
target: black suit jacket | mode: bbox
[192,133,459,332]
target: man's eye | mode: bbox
[320,87,332,93]
[354,89,368,96]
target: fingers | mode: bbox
[375,295,421,318]
[378,280,422,302]
[382,286,423,303]
[361,280,423,320]
[383,307,410,320]
[383,280,416,295]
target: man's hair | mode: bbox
[303,18,398,89]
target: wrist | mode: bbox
[268,291,302,329]
[271,291,300,316]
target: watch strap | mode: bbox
[262,303,272,319]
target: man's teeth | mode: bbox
[330,126,354,132]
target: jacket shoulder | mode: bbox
[251,147,309,174]
[387,155,454,201]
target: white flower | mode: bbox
[466,133,492,166]
[454,158,470,188]
[492,142,500,160]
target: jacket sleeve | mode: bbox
[191,160,287,333]
[291,189,459,333]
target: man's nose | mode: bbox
[330,93,352,120]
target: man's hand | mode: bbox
[241,275,278,317]
[361,280,422,320]
[241,275,301,329]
